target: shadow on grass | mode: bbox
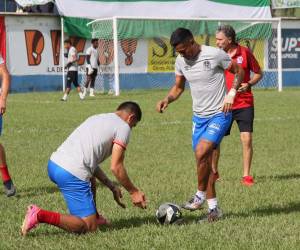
[100,215,158,232]
[17,185,59,198]
[256,173,300,181]
[225,201,300,219]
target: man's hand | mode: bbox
[238,83,251,93]
[222,88,236,113]
[156,99,168,113]
[111,186,126,208]
[0,98,6,115]
[130,190,147,209]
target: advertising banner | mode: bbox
[268,29,300,69]
[272,0,300,9]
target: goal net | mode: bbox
[87,17,282,95]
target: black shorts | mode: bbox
[226,106,254,136]
[66,71,79,88]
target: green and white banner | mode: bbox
[55,0,271,38]
[56,0,271,19]
[15,0,53,7]
[272,0,300,9]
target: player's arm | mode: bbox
[222,61,244,113]
[93,166,126,208]
[110,143,146,209]
[0,63,11,114]
[238,52,263,92]
[156,74,186,113]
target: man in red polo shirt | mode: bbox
[213,25,263,186]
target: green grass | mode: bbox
[0,89,300,249]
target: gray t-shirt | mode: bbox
[50,113,131,181]
[175,45,231,117]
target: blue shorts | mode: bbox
[192,112,232,151]
[47,160,96,218]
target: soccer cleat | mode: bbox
[108,89,114,95]
[241,175,254,186]
[21,204,41,236]
[182,195,205,211]
[3,180,16,197]
[198,207,223,223]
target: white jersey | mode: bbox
[86,46,99,69]
[67,46,78,71]
[50,113,131,181]
[175,45,231,118]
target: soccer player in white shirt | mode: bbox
[83,39,100,97]
[0,54,16,197]
[157,28,244,222]
[61,39,84,101]
[21,101,146,235]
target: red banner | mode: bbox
[0,16,6,62]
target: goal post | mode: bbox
[87,17,283,94]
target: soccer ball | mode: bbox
[155,203,183,225]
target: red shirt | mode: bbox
[225,45,261,110]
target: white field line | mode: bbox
[6,116,300,134]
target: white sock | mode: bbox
[207,198,218,210]
[83,87,87,95]
[62,93,67,100]
[90,88,94,95]
[195,190,206,201]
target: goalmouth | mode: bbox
[84,17,282,96]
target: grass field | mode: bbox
[0,89,299,249]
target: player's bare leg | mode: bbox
[195,140,215,196]
[182,140,215,211]
[211,145,220,181]
[195,140,222,222]
[76,86,84,100]
[21,205,98,235]
[0,143,16,196]
[240,132,254,186]
[61,88,71,101]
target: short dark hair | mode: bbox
[64,39,72,45]
[91,38,98,44]
[170,28,194,47]
[217,25,237,44]
[117,101,142,121]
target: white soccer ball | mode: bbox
[155,203,183,225]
